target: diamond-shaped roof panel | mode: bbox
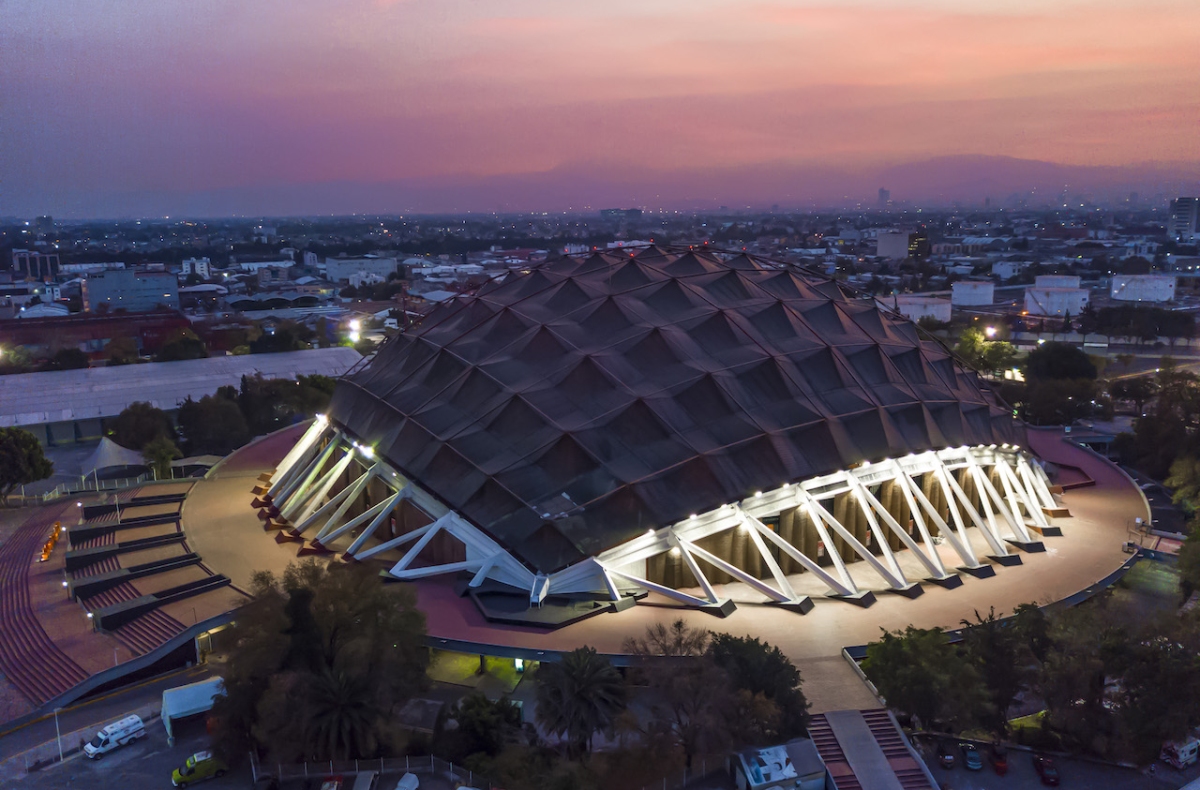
[330,248,1021,572]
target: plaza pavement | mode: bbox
[182,422,1148,714]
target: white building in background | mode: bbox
[1111,274,1176,302]
[951,281,995,307]
[182,257,212,279]
[875,231,911,260]
[348,271,386,288]
[991,261,1030,281]
[302,251,319,268]
[1034,275,1081,289]
[1169,198,1199,242]
[1024,287,1089,317]
[878,295,952,324]
[324,257,399,284]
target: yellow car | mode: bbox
[171,750,228,787]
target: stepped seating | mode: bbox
[112,610,187,655]
[73,555,121,578]
[0,509,90,705]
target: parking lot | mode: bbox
[915,738,1200,790]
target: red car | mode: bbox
[1033,754,1060,786]
[989,743,1008,775]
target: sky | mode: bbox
[2,0,1199,216]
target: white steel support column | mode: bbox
[353,507,431,560]
[936,463,1007,556]
[898,470,980,568]
[607,568,715,608]
[743,520,800,601]
[275,433,343,513]
[670,539,722,604]
[883,466,951,576]
[851,479,947,579]
[678,537,789,603]
[390,514,452,574]
[967,459,1030,542]
[269,418,328,495]
[800,499,856,591]
[1017,457,1058,513]
[310,464,380,540]
[744,514,856,597]
[344,491,406,555]
[285,450,356,524]
[996,458,1049,532]
[804,494,906,590]
[843,477,905,582]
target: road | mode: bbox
[0,718,244,790]
[0,665,214,761]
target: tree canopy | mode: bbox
[0,428,54,503]
[108,401,176,450]
[210,560,428,763]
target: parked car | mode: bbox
[989,743,1008,775]
[959,742,982,770]
[83,714,145,759]
[171,751,228,787]
[936,741,955,768]
[319,779,344,790]
[1033,754,1061,786]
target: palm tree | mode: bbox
[535,646,626,757]
[304,667,380,760]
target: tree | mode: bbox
[535,647,627,758]
[176,393,250,455]
[1176,518,1200,599]
[862,626,988,730]
[1025,342,1097,381]
[622,618,710,657]
[156,329,208,362]
[0,428,54,504]
[708,633,810,739]
[959,608,1028,735]
[450,693,522,758]
[142,434,182,479]
[108,401,176,450]
[210,560,428,763]
[105,336,140,366]
[1109,376,1158,415]
[43,347,89,370]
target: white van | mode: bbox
[84,714,146,759]
[1163,735,1200,769]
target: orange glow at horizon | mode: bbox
[2,0,1198,213]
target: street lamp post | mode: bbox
[53,707,63,763]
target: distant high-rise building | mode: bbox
[878,188,890,207]
[11,249,59,280]
[1169,198,1199,242]
[34,215,54,235]
[82,269,179,313]
[182,257,212,279]
[600,208,643,219]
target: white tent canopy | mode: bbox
[80,437,146,478]
[162,677,224,745]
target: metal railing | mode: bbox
[251,752,497,788]
[249,751,724,790]
[40,473,151,501]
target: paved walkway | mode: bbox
[181,425,1149,713]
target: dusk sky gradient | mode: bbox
[3,0,1199,216]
